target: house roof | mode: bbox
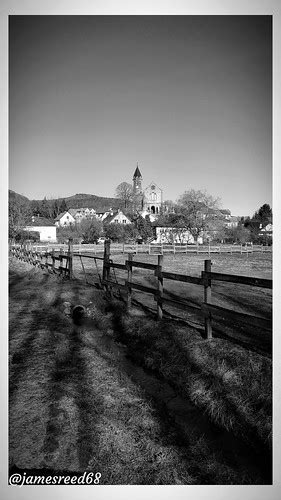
[25,216,56,227]
[54,211,74,221]
[103,210,132,224]
[68,208,78,216]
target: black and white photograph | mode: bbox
[6,9,275,492]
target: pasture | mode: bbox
[71,251,272,356]
[9,252,272,484]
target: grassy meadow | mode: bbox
[72,251,272,355]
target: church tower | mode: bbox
[133,164,142,195]
[132,164,143,212]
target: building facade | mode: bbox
[24,216,57,242]
[132,165,163,216]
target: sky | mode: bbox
[9,15,272,216]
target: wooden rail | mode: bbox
[10,239,272,346]
[10,242,72,277]
[101,241,272,342]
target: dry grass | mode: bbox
[106,302,272,450]
[9,256,272,484]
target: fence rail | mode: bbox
[12,241,272,256]
[10,238,272,348]
[101,240,272,341]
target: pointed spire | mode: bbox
[133,163,142,179]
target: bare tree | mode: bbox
[115,182,133,209]
[175,189,223,241]
[177,189,221,211]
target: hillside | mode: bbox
[9,190,30,206]
[9,190,122,213]
[56,193,120,211]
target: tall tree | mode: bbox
[59,198,68,213]
[52,200,60,218]
[243,204,272,243]
[80,218,103,243]
[135,215,154,242]
[176,189,222,240]
[9,199,31,238]
[104,223,125,242]
[115,182,133,209]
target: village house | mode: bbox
[259,223,273,239]
[69,208,98,222]
[103,209,132,225]
[96,209,115,221]
[24,216,57,242]
[54,211,75,227]
[152,223,195,244]
[224,216,239,228]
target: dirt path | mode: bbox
[9,257,271,484]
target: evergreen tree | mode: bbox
[52,200,60,218]
[59,199,68,213]
[136,215,154,242]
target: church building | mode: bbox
[132,165,163,217]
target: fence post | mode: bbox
[127,252,133,310]
[102,239,111,291]
[51,249,55,272]
[59,247,63,274]
[157,254,163,320]
[68,237,73,279]
[203,259,212,339]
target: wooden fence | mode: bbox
[10,240,74,278]
[10,238,272,343]
[13,241,272,256]
[101,240,272,340]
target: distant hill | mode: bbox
[56,193,121,212]
[9,190,30,206]
[9,190,123,213]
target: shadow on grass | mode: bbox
[41,286,103,471]
[9,266,103,473]
[9,271,52,400]
[105,299,272,484]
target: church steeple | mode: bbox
[133,163,142,180]
[133,163,142,195]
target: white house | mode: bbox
[54,211,75,227]
[153,225,195,244]
[96,209,116,221]
[24,216,57,242]
[68,207,97,223]
[103,209,132,225]
[139,209,157,223]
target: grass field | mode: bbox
[72,251,272,356]
[9,254,272,484]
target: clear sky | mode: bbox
[9,15,272,217]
